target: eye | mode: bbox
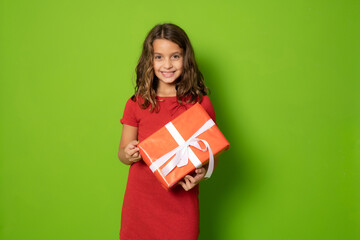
[154,55,162,60]
[172,54,181,59]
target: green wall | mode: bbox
[1,0,359,239]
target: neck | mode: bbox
[156,82,176,97]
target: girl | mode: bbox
[118,23,219,240]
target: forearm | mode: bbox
[118,125,140,165]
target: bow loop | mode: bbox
[189,140,201,149]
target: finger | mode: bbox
[184,175,191,180]
[127,147,140,156]
[195,168,205,174]
[185,175,196,184]
[185,172,203,185]
[130,140,139,146]
[132,155,142,162]
[184,180,195,191]
[178,181,189,191]
[184,177,196,188]
[128,144,136,150]
[193,174,205,183]
[128,144,139,151]
[184,175,193,184]
[126,141,139,151]
[183,177,190,185]
[194,170,206,179]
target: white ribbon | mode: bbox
[149,119,215,179]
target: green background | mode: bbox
[1,0,359,239]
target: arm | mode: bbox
[118,124,142,165]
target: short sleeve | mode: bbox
[120,97,139,127]
[200,95,216,123]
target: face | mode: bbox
[153,39,183,86]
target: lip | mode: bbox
[160,71,176,78]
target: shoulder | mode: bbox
[198,95,216,122]
[199,95,212,105]
[199,95,213,109]
[122,96,138,113]
[124,95,146,108]
[121,95,141,126]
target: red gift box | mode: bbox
[138,103,230,189]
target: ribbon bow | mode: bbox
[149,119,215,179]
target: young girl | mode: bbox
[118,23,219,240]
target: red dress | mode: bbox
[119,95,216,240]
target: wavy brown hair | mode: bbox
[132,23,208,111]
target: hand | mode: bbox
[178,167,206,191]
[124,140,142,163]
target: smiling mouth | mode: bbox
[160,71,176,78]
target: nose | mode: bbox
[164,58,173,69]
